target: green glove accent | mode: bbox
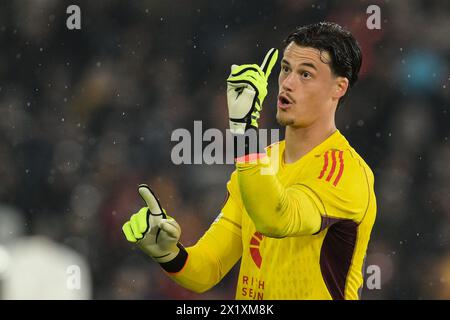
[226,48,279,134]
[122,184,181,263]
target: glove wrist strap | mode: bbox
[233,126,260,158]
[158,243,188,273]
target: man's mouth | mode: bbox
[277,94,293,110]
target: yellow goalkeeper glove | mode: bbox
[226,48,279,134]
[122,184,186,268]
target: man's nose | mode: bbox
[281,72,296,92]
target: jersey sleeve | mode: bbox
[235,153,322,238]
[165,174,243,293]
[297,149,372,231]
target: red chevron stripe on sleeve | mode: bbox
[318,149,345,187]
[333,150,345,186]
[326,150,337,182]
[318,151,329,179]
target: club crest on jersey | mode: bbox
[250,232,264,268]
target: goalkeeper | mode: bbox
[123,22,377,300]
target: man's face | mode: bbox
[276,42,346,127]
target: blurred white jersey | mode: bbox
[0,236,91,299]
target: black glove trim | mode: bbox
[159,243,188,273]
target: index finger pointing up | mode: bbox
[260,48,279,79]
[138,184,164,216]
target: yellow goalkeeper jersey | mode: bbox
[166,129,376,300]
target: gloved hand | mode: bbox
[122,184,181,263]
[226,48,279,134]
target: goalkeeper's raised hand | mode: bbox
[226,48,279,134]
[122,184,185,264]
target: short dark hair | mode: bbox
[284,22,362,104]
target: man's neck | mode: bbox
[284,120,337,164]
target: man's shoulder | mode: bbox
[303,143,374,218]
[322,132,373,176]
[308,145,373,190]
[339,135,374,184]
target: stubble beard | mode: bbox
[276,111,295,126]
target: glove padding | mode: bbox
[122,184,181,263]
[227,48,279,134]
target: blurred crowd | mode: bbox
[0,0,449,299]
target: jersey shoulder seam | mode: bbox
[347,149,372,224]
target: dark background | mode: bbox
[0,0,449,299]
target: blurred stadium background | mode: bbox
[0,0,449,299]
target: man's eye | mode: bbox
[301,71,312,79]
[282,66,290,73]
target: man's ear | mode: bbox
[333,77,349,100]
